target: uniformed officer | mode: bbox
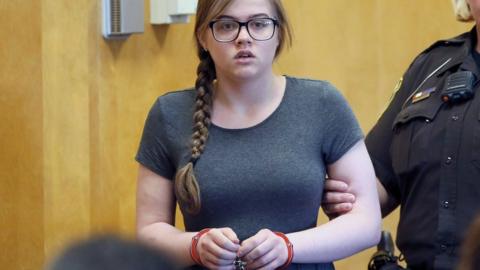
[322,0,480,269]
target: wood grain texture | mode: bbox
[0,1,472,269]
[0,0,44,269]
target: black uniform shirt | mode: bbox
[366,28,480,270]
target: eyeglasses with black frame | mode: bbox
[208,18,278,42]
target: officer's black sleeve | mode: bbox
[365,52,429,203]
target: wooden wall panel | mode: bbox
[0,1,474,269]
[0,0,44,269]
[41,0,93,259]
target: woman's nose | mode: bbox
[235,25,252,44]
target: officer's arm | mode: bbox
[377,179,399,217]
[322,177,399,218]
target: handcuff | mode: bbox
[234,257,247,270]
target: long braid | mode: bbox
[174,49,216,214]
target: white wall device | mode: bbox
[103,0,144,39]
[150,0,197,24]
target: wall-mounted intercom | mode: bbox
[102,0,144,39]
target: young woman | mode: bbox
[136,0,381,269]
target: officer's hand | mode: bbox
[322,178,356,219]
[196,227,240,270]
[237,229,288,270]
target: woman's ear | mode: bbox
[197,32,208,52]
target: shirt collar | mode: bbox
[437,26,477,76]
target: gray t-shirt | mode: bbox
[136,76,363,270]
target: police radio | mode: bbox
[441,71,476,104]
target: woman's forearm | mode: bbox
[137,222,197,267]
[287,209,381,263]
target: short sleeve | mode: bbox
[135,98,176,180]
[322,83,364,164]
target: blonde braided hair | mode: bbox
[174,49,215,214]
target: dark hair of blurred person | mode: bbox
[46,234,179,270]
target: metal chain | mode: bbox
[234,257,247,270]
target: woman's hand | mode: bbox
[237,229,288,270]
[196,227,240,270]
